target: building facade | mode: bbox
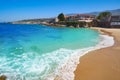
[110,15,120,28]
[65,14,96,22]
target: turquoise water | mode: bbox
[0,23,100,80]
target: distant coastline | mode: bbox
[11,8,120,28]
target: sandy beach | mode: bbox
[74,27,120,80]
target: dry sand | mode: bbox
[74,27,120,80]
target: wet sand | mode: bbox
[74,28,120,80]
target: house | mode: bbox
[65,14,96,22]
[97,15,120,28]
[64,14,96,27]
[97,15,111,28]
[110,15,120,28]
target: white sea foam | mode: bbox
[45,34,114,80]
[0,35,114,80]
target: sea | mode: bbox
[0,23,114,80]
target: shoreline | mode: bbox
[53,28,114,80]
[0,26,119,80]
[74,27,120,80]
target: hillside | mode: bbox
[66,9,120,16]
[12,9,120,24]
[87,9,120,15]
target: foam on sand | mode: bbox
[46,34,114,80]
[0,35,114,80]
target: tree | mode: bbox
[97,12,111,20]
[58,13,65,21]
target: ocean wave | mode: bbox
[0,35,114,80]
[45,34,114,80]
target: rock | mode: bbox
[0,75,7,80]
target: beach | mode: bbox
[0,24,120,80]
[74,28,120,80]
[0,24,103,80]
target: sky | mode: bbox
[0,0,120,22]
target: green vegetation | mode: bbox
[58,21,86,27]
[65,21,86,27]
[57,13,86,27]
[57,13,65,21]
[97,12,111,20]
